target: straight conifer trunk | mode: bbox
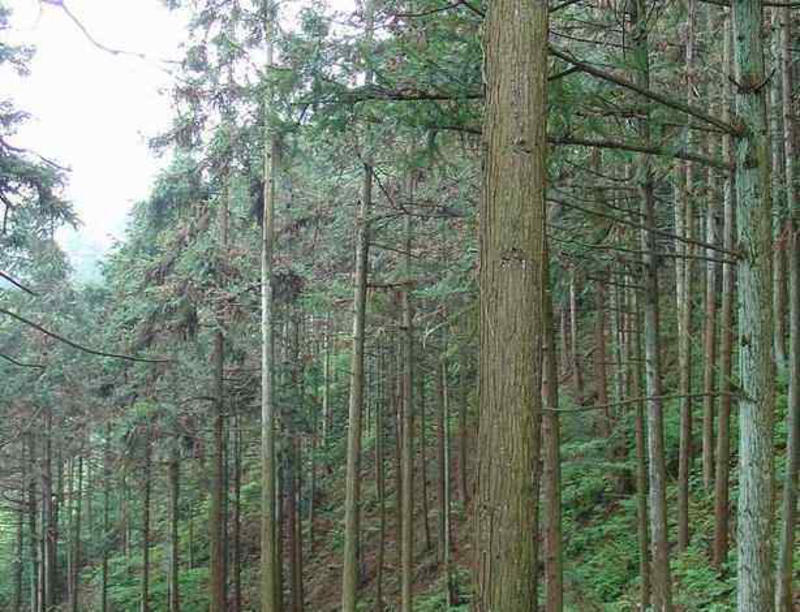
[141,430,151,612]
[340,16,373,605]
[775,6,798,610]
[676,0,696,549]
[713,10,735,571]
[260,3,279,608]
[475,0,547,606]
[542,246,563,612]
[630,0,672,606]
[169,449,180,612]
[731,0,776,608]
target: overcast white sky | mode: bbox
[5,0,190,277]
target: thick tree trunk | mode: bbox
[732,0,776,608]
[475,0,546,606]
[631,0,672,606]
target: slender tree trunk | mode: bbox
[713,10,736,571]
[770,9,788,373]
[70,455,82,612]
[233,415,242,612]
[475,0,547,605]
[394,340,403,583]
[676,0,697,552]
[441,355,455,606]
[42,408,55,611]
[594,281,610,437]
[322,319,331,445]
[457,360,468,505]
[400,215,414,612]
[340,13,373,605]
[211,329,226,612]
[631,0,672,606]
[15,443,25,612]
[169,448,180,612]
[732,0,776,607]
[775,5,798,609]
[375,347,386,612]
[570,272,584,402]
[27,432,39,612]
[260,3,279,608]
[702,179,719,491]
[287,437,302,612]
[630,281,651,608]
[418,362,432,553]
[141,430,151,612]
[435,352,446,564]
[542,248,563,612]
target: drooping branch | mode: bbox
[0,353,45,369]
[549,46,741,136]
[0,307,172,363]
[0,271,38,296]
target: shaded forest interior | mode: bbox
[0,0,797,610]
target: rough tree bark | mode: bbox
[474,0,546,605]
[732,0,776,607]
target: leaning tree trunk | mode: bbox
[474,0,547,606]
[732,0,776,608]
